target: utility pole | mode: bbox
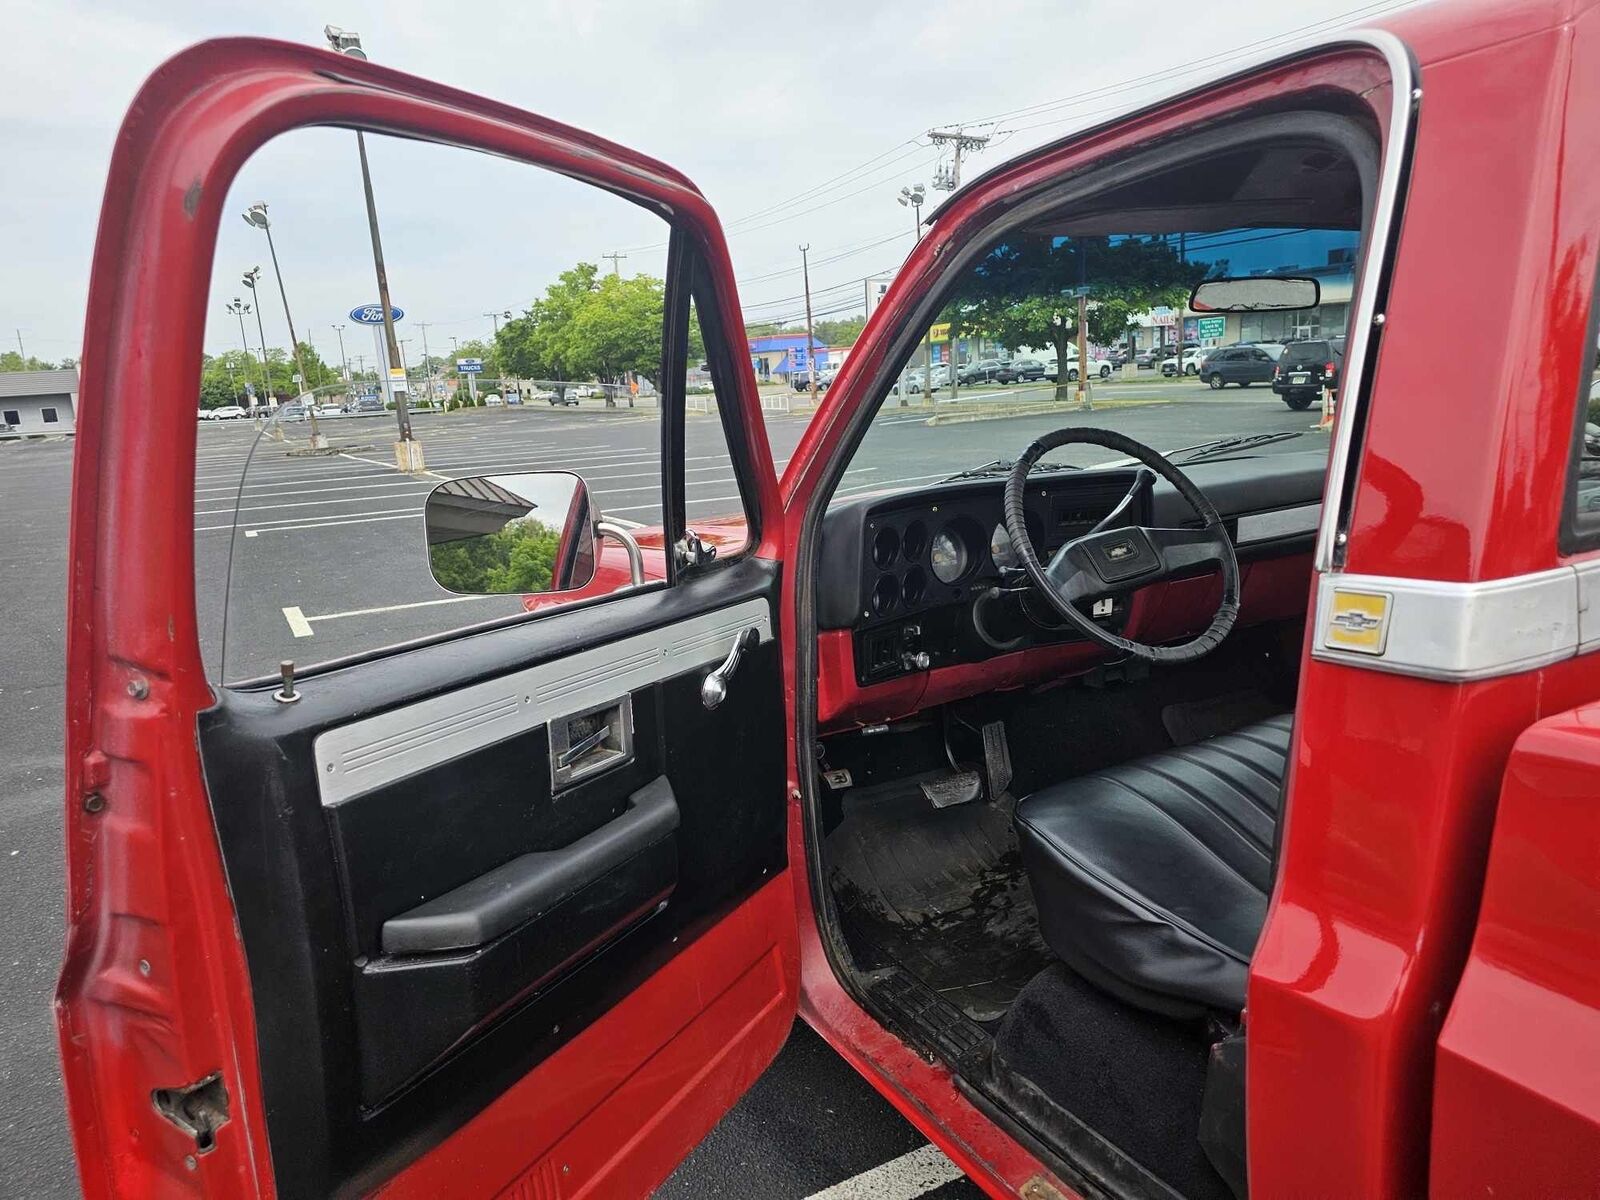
[333,323,350,399]
[1076,292,1092,412]
[14,330,23,359]
[799,245,818,398]
[602,251,627,277]
[485,310,511,404]
[417,321,433,410]
[928,126,992,191]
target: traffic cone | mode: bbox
[1314,387,1335,431]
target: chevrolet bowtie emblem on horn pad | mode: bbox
[1105,540,1137,561]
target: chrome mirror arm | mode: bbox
[596,519,645,587]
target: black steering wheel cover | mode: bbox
[1002,427,1241,664]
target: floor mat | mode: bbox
[827,775,1050,1023]
[992,962,1233,1200]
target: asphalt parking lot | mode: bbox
[0,383,1317,1198]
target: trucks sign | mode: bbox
[456,358,484,374]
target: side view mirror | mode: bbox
[425,470,599,596]
[1189,276,1320,313]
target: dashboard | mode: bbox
[818,451,1328,690]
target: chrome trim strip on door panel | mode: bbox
[1237,503,1321,545]
[1311,565,1590,681]
[314,597,772,805]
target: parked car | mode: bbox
[1063,352,1115,381]
[996,357,1048,383]
[276,402,307,421]
[348,396,385,415]
[1162,349,1208,376]
[546,390,579,406]
[483,393,505,407]
[210,404,246,420]
[1198,344,1279,388]
[315,403,345,417]
[1272,336,1346,409]
[960,357,1007,384]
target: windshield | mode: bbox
[835,221,1362,501]
[826,125,1373,498]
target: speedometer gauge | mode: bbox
[930,529,968,583]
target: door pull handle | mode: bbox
[701,627,758,710]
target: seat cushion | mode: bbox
[1014,714,1292,1017]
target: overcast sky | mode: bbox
[2,0,1415,367]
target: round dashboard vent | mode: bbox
[901,566,927,605]
[902,520,928,560]
[872,525,900,569]
[871,574,899,616]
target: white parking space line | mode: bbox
[802,1145,963,1200]
[196,488,438,518]
[225,511,424,536]
[282,592,505,635]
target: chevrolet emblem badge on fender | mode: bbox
[1324,588,1392,655]
[1106,540,1136,561]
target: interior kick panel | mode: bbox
[196,557,787,1200]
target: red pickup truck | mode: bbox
[57,2,1600,1198]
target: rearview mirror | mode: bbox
[1189,276,1320,313]
[425,471,596,596]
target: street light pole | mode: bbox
[799,246,817,399]
[226,298,256,403]
[898,184,930,404]
[325,24,420,468]
[243,202,323,445]
[241,271,273,409]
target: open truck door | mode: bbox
[58,39,795,1200]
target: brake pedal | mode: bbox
[920,769,983,808]
[980,720,1013,797]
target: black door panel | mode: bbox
[197,556,787,1200]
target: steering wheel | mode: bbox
[1002,428,1240,664]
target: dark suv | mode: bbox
[1199,344,1278,389]
[1272,337,1346,410]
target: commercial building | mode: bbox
[0,368,79,436]
[747,333,827,383]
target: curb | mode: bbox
[925,398,1173,426]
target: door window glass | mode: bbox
[196,128,746,685]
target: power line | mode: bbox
[957,0,1414,130]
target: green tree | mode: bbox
[955,236,1206,400]
[498,263,600,395]
[814,315,868,346]
[428,518,562,594]
[565,273,664,395]
[0,350,60,372]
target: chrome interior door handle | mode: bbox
[701,627,758,710]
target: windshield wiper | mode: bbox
[1171,431,1304,465]
[942,458,1081,483]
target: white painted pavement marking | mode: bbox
[802,1144,964,1200]
[281,592,507,636]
